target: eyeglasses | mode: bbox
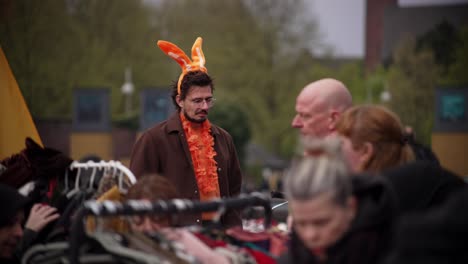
[189,97,216,107]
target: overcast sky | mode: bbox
[308,0,365,58]
[144,0,468,58]
[309,0,468,58]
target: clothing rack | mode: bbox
[69,160,137,184]
[69,193,272,264]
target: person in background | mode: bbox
[384,187,468,264]
[291,78,352,138]
[125,175,179,232]
[404,126,440,165]
[335,105,464,229]
[130,37,242,227]
[291,79,438,165]
[0,184,59,263]
[17,204,60,255]
[336,105,414,174]
[380,160,466,217]
[0,184,29,263]
[279,139,396,264]
[125,175,253,264]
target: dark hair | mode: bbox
[170,71,214,111]
[0,183,30,227]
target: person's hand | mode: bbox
[161,228,229,264]
[25,204,60,232]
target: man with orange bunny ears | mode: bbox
[130,37,242,227]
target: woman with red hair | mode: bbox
[336,105,415,173]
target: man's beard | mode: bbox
[184,110,208,124]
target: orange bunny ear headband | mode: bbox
[157,37,207,95]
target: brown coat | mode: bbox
[129,113,242,227]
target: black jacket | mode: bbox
[278,175,397,264]
[381,161,466,216]
[407,136,440,165]
[385,188,468,264]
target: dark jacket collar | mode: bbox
[283,176,397,264]
[165,112,221,136]
[350,175,396,231]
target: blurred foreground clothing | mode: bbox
[0,138,72,190]
[385,188,468,264]
[0,184,31,264]
[381,161,466,216]
[279,175,397,264]
[406,134,440,165]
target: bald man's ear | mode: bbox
[328,111,340,130]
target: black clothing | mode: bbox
[0,257,20,264]
[385,188,468,264]
[381,161,466,216]
[14,228,38,260]
[407,136,440,165]
[279,175,397,264]
[0,184,31,227]
[0,184,31,264]
[0,137,72,189]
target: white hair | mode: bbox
[285,137,352,205]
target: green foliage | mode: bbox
[440,26,468,86]
[387,35,439,145]
[417,21,468,87]
[244,163,264,188]
[336,61,367,104]
[151,0,321,158]
[1,0,372,160]
[1,0,76,118]
[364,65,389,104]
[0,0,166,119]
[112,110,140,130]
[208,102,251,167]
[364,24,468,147]
[417,20,460,74]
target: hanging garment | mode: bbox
[226,226,288,257]
[86,186,129,233]
[125,232,196,264]
[160,228,257,264]
[90,232,181,264]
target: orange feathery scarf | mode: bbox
[180,113,220,200]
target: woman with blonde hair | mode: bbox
[336,105,414,173]
[279,138,396,264]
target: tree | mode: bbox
[441,26,468,86]
[0,0,78,118]
[2,0,332,160]
[153,0,321,158]
[0,0,164,118]
[417,20,460,74]
[209,102,251,168]
[387,35,439,145]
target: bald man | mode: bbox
[292,78,352,138]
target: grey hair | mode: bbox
[285,137,352,206]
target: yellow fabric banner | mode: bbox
[0,47,42,159]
